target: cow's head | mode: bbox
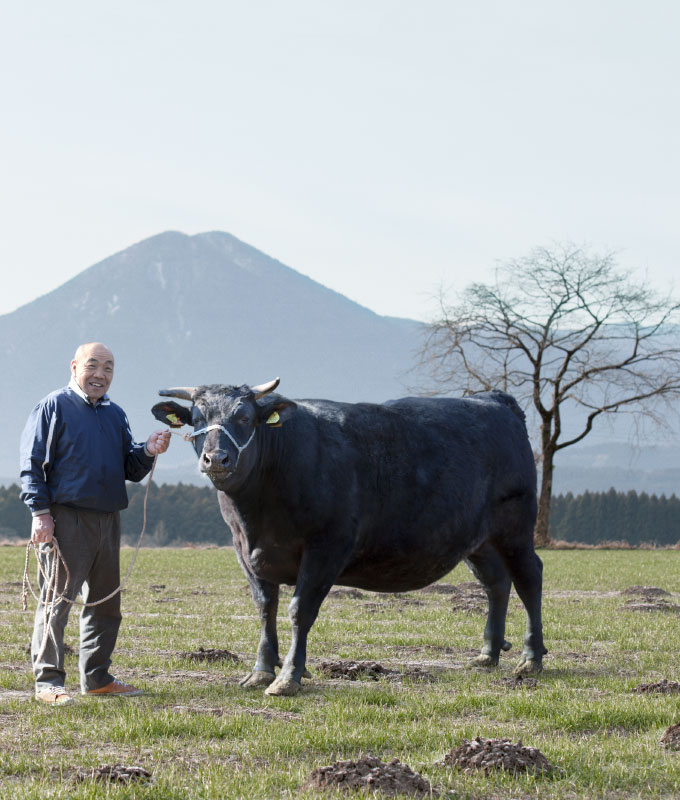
[151,378,296,491]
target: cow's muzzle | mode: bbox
[200,449,234,475]
[192,425,256,475]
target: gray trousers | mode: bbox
[32,504,122,693]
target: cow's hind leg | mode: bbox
[465,544,512,668]
[488,492,546,674]
[503,546,546,675]
[240,579,280,688]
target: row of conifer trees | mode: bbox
[0,483,677,547]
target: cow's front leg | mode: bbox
[265,549,340,697]
[240,578,280,688]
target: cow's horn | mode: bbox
[252,378,280,399]
[158,387,196,401]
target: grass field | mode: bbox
[1,546,679,799]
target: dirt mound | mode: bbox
[303,755,438,797]
[440,737,553,775]
[180,647,240,663]
[621,586,670,597]
[317,660,397,680]
[623,600,680,614]
[661,723,680,750]
[75,764,151,785]
[316,659,435,683]
[633,679,680,695]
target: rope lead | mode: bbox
[23,453,159,665]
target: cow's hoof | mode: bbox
[468,654,499,668]
[264,677,302,696]
[514,658,542,676]
[302,668,312,679]
[239,670,276,688]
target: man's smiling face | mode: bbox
[71,342,114,403]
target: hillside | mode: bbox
[0,231,423,483]
[1,230,677,492]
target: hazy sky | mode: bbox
[2,1,678,321]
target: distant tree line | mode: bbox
[0,482,230,547]
[550,489,680,546]
[122,482,230,546]
[1,483,678,547]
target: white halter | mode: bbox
[185,424,256,467]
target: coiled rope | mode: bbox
[23,447,166,665]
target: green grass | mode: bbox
[1,546,679,798]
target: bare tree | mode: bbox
[419,244,680,546]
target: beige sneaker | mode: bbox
[85,679,144,697]
[35,686,74,705]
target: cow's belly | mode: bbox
[337,549,465,593]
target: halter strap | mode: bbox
[184,424,256,466]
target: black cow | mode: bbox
[152,379,545,696]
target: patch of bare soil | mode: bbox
[75,764,152,785]
[633,679,680,695]
[376,593,425,607]
[0,689,31,703]
[169,704,301,721]
[303,755,438,797]
[449,583,487,615]
[180,647,241,663]
[149,584,166,591]
[621,586,671,597]
[328,588,366,600]
[661,723,680,750]
[420,581,487,614]
[439,737,553,775]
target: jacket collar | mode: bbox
[68,377,111,407]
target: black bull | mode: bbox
[152,379,546,696]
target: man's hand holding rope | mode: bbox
[146,428,171,456]
[31,514,55,545]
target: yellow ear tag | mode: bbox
[167,413,182,427]
[266,411,280,425]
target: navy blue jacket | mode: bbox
[20,380,154,515]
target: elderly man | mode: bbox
[20,342,171,705]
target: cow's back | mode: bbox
[268,392,537,591]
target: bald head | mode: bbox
[71,342,115,402]
[73,342,114,363]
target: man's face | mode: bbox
[71,344,114,402]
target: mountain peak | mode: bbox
[0,230,423,482]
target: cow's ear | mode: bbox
[257,399,297,427]
[151,401,192,428]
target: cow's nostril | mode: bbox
[201,451,230,470]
